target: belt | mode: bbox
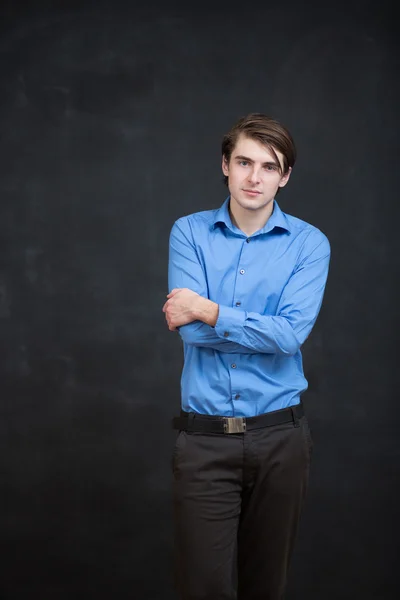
[172,402,304,435]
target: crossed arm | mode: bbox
[163,287,219,330]
[162,218,331,356]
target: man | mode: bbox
[163,113,330,600]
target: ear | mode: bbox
[278,166,292,188]
[222,155,229,177]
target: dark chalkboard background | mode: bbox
[0,1,398,598]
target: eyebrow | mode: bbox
[234,154,281,169]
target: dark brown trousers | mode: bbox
[172,412,313,600]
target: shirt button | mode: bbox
[235,394,240,400]
[246,238,250,243]
[223,331,229,337]
[235,301,241,307]
[239,269,245,275]
[231,363,237,369]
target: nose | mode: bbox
[248,166,260,183]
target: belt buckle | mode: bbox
[223,417,246,434]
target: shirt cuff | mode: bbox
[215,305,246,343]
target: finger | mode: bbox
[167,288,181,298]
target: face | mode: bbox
[222,134,291,215]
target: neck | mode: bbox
[229,199,275,236]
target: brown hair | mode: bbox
[221,113,297,188]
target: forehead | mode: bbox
[232,133,284,168]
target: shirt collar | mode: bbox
[212,197,291,235]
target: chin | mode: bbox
[239,198,269,211]
[242,202,264,211]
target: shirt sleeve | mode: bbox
[214,229,331,355]
[168,218,259,354]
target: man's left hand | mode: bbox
[162,288,202,331]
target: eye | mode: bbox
[238,160,249,166]
[265,164,278,172]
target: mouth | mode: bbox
[242,189,262,196]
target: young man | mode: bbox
[163,113,330,600]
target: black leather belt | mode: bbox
[172,402,304,434]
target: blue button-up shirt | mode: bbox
[168,197,330,417]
